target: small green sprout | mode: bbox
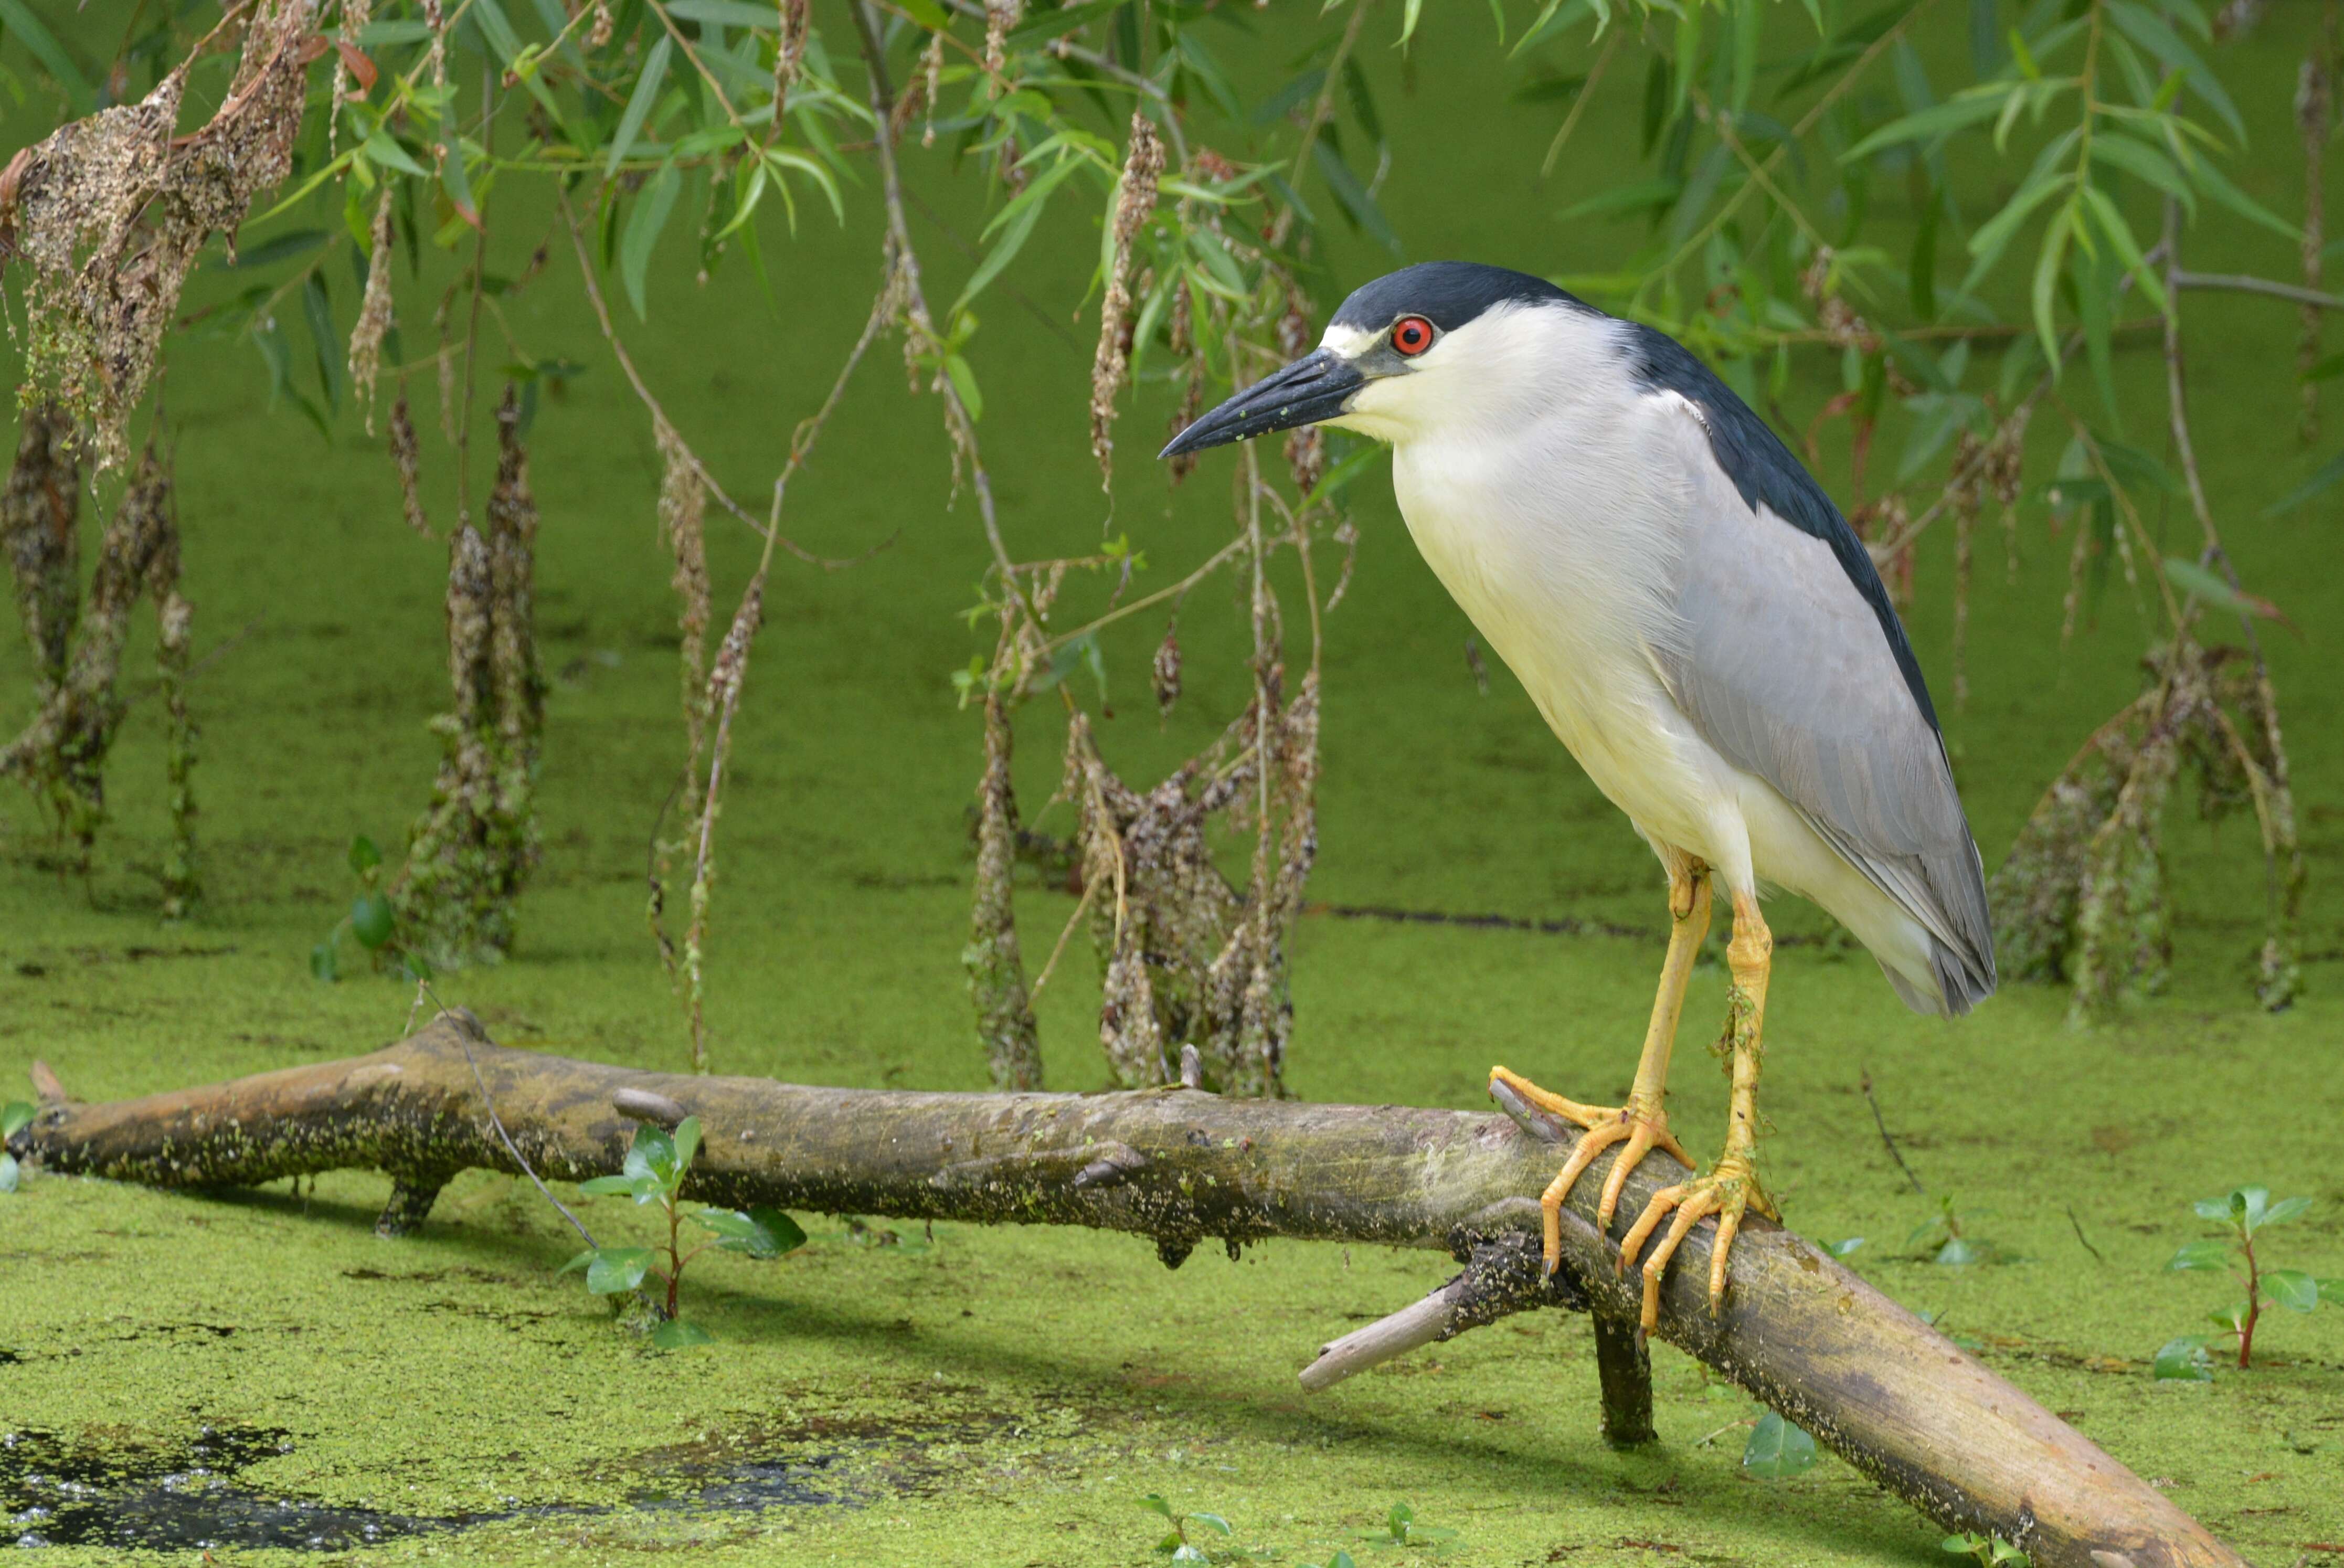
[311,836,427,983]
[1942,1530,2028,1565]
[1138,1493,1233,1561]
[563,1114,807,1349]
[1299,1554,1357,1568]
[1,1100,36,1194]
[2158,1185,2338,1374]
[1742,1409,1820,1478]
[1907,1194,2007,1266]
[1357,1501,1459,1551]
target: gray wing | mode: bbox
[1656,448,1995,1016]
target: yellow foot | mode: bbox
[1489,1066,1692,1278]
[1616,1154,1768,1332]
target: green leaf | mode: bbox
[608,33,675,176]
[2192,1194,2235,1222]
[1312,141,1401,255]
[584,1247,655,1295]
[0,1152,17,1194]
[896,0,950,29]
[2264,1269,2319,1313]
[2152,1334,2213,1381]
[956,182,1049,310]
[0,0,94,113]
[621,163,683,320]
[2167,1239,2232,1272]
[2261,1196,2310,1227]
[672,1115,702,1174]
[1174,31,1243,123]
[2105,1,2243,142]
[364,130,431,179]
[944,354,983,421]
[1823,1236,1866,1258]
[1560,177,1683,223]
[650,1317,715,1349]
[1842,93,2004,161]
[2029,214,2072,367]
[1300,441,1387,510]
[666,0,782,25]
[310,938,340,982]
[2,1101,33,1140]
[628,1122,679,1186]
[2261,448,2344,515]
[1138,1495,1177,1521]
[1004,0,1126,47]
[1190,1512,1233,1535]
[302,274,345,419]
[2189,154,2298,241]
[1742,1410,1819,1478]
[1934,1236,1982,1267]
[348,835,383,876]
[359,18,435,43]
[580,1173,663,1200]
[349,891,395,950]
[2161,558,2290,629]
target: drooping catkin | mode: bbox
[0,439,173,854]
[2299,47,2331,444]
[655,421,712,764]
[772,0,809,108]
[349,185,397,433]
[1088,112,1164,487]
[682,573,768,1073]
[1,0,316,471]
[2,402,82,694]
[388,388,431,536]
[984,0,1023,79]
[965,690,1044,1090]
[332,0,374,151]
[391,387,543,968]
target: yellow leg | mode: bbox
[1618,888,1774,1331]
[1491,863,1712,1279]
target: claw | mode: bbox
[1497,1065,1687,1279]
[1617,1158,1762,1332]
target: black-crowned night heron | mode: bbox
[1161,262,1994,1327]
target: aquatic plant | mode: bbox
[1942,1532,2030,1566]
[564,1114,807,1349]
[2157,1184,2336,1375]
[1137,1493,1233,1561]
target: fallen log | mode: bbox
[8,1011,2240,1568]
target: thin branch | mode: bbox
[1541,25,1619,177]
[2172,270,2344,313]
[1859,1068,1927,1198]
[1654,0,1945,288]
[554,190,878,570]
[852,0,1043,639]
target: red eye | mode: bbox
[1390,315,1435,356]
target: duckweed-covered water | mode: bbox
[2,4,2341,1563]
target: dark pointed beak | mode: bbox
[1158,348,1364,460]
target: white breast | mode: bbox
[1363,309,1728,853]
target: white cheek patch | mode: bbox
[1319,323,1380,357]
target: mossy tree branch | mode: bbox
[9,1012,2244,1568]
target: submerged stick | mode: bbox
[10,1014,2242,1568]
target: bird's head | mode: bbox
[1158,261,1582,460]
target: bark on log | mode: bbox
[8,1011,2242,1568]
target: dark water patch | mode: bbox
[1,1419,863,1552]
[2,1425,451,1552]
